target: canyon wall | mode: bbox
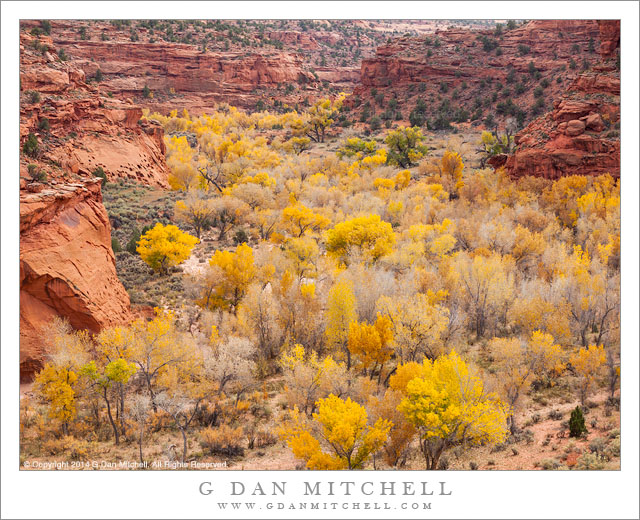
[504,20,620,179]
[20,180,132,381]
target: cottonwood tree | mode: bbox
[570,344,606,406]
[278,344,351,415]
[325,214,396,265]
[174,190,217,239]
[137,223,199,275]
[33,318,91,436]
[347,314,394,381]
[279,394,391,469]
[395,351,508,470]
[376,293,450,364]
[198,243,257,314]
[449,251,515,338]
[325,280,357,369]
[81,359,137,445]
[490,331,564,433]
[385,126,428,168]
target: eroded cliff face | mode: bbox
[20,34,169,187]
[20,180,132,381]
[41,22,319,114]
[19,31,169,380]
[349,20,603,125]
[504,21,620,179]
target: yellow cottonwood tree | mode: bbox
[490,330,564,433]
[325,214,395,265]
[137,223,199,274]
[199,243,257,314]
[282,203,330,237]
[397,351,508,469]
[325,280,357,369]
[570,344,606,405]
[347,314,393,379]
[376,293,449,362]
[279,394,391,469]
[34,364,79,436]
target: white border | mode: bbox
[2,2,638,519]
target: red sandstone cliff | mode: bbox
[504,20,620,179]
[19,30,170,380]
[349,20,603,126]
[20,180,132,381]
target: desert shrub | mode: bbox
[575,452,605,470]
[233,228,248,245]
[27,90,41,104]
[111,237,123,253]
[531,413,541,424]
[254,429,278,449]
[548,409,563,421]
[92,166,107,186]
[200,425,245,456]
[569,406,588,438]
[469,461,478,470]
[22,133,39,158]
[604,436,620,459]
[589,437,606,456]
[540,458,561,470]
[58,48,68,61]
[437,455,450,470]
[27,164,47,182]
[42,436,90,460]
[38,118,50,132]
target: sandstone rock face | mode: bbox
[20,180,132,381]
[348,20,603,124]
[20,33,170,187]
[504,22,620,180]
[565,119,586,136]
[598,20,620,59]
[48,39,317,113]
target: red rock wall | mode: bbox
[20,180,132,381]
[504,20,620,180]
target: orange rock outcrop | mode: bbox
[20,180,132,381]
[504,20,620,179]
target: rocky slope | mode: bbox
[504,21,620,179]
[19,31,171,380]
[347,20,603,129]
[20,180,132,381]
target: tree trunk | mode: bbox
[104,387,119,445]
[138,426,144,464]
[179,427,187,463]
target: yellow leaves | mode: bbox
[325,280,357,355]
[282,203,330,237]
[377,293,449,361]
[336,137,378,160]
[137,223,199,274]
[441,150,464,184]
[34,364,78,424]
[347,314,394,373]
[284,236,320,278]
[373,177,395,190]
[300,281,316,299]
[570,344,606,403]
[280,395,391,469]
[385,126,428,168]
[397,351,508,452]
[394,170,411,189]
[325,214,395,265]
[204,243,256,313]
[238,171,276,188]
